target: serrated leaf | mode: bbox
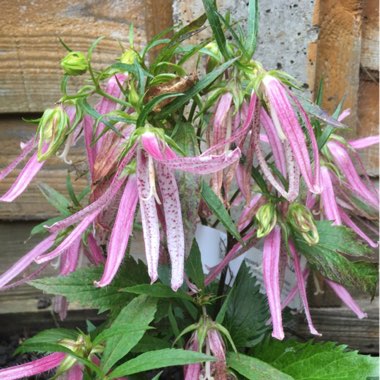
[293,221,378,295]
[16,328,79,354]
[224,263,270,348]
[101,295,157,373]
[201,181,241,242]
[157,57,237,118]
[185,239,205,290]
[37,183,71,216]
[30,257,150,313]
[109,349,215,379]
[227,352,293,380]
[252,339,379,380]
[202,0,229,60]
[121,283,192,301]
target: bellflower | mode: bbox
[262,75,320,194]
[0,352,66,380]
[32,129,240,291]
[0,104,80,202]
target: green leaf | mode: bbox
[16,328,78,354]
[37,183,71,216]
[137,92,183,127]
[153,13,207,69]
[201,181,241,242]
[293,221,378,295]
[227,352,293,380]
[121,283,193,301]
[202,0,229,60]
[30,257,150,313]
[131,335,171,353]
[31,216,64,236]
[157,57,237,118]
[224,263,270,348]
[109,349,215,378]
[185,239,205,290]
[252,339,379,380]
[101,295,157,373]
[246,0,259,56]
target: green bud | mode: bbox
[128,80,140,108]
[256,203,277,238]
[120,49,139,65]
[60,51,88,76]
[37,106,70,161]
[288,203,319,245]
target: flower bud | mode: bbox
[37,106,70,161]
[120,49,139,65]
[288,203,319,245]
[256,203,277,238]
[60,51,88,76]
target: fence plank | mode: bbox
[0,0,172,113]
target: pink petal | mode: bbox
[156,164,184,291]
[260,109,286,176]
[86,233,105,265]
[237,194,263,231]
[59,237,81,276]
[349,135,379,150]
[339,207,378,248]
[141,132,177,160]
[327,140,378,208]
[48,144,136,233]
[64,364,83,380]
[0,353,65,380]
[289,241,320,336]
[325,279,368,319]
[137,149,160,283]
[0,151,45,202]
[157,149,241,175]
[95,176,138,287]
[0,234,56,288]
[263,76,318,194]
[263,226,284,340]
[53,295,69,321]
[337,108,351,122]
[320,166,342,225]
[36,212,101,264]
[0,138,35,181]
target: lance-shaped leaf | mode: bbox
[201,181,241,242]
[95,176,139,287]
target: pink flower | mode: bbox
[0,352,66,380]
[262,75,320,194]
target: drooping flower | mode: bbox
[262,75,320,194]
[0,352,66,380]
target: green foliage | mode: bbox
[201,181,242,242]
[101,295,157,373]
[121,283,193,301]
[30,257,150,313]
[185,240,205,290]
[222,263,270,348]
[227,352,293,380]
[293,221,378,295]
[252,339,379,380]
[109,349,215,378]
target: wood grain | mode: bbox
[295,299,378,354]
[0,117,88,220]
[0,0,172,113]
[361,0,379,71]
[313,0,363,132]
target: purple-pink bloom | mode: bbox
[262,226,284,340]
[320,166,342,225]
[0,352,65,380]
[349,135,379,150]
[262,75,320,194]
[325,279,368,319]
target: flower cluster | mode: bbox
[0,2,378,377]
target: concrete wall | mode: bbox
[173,0,318,89]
